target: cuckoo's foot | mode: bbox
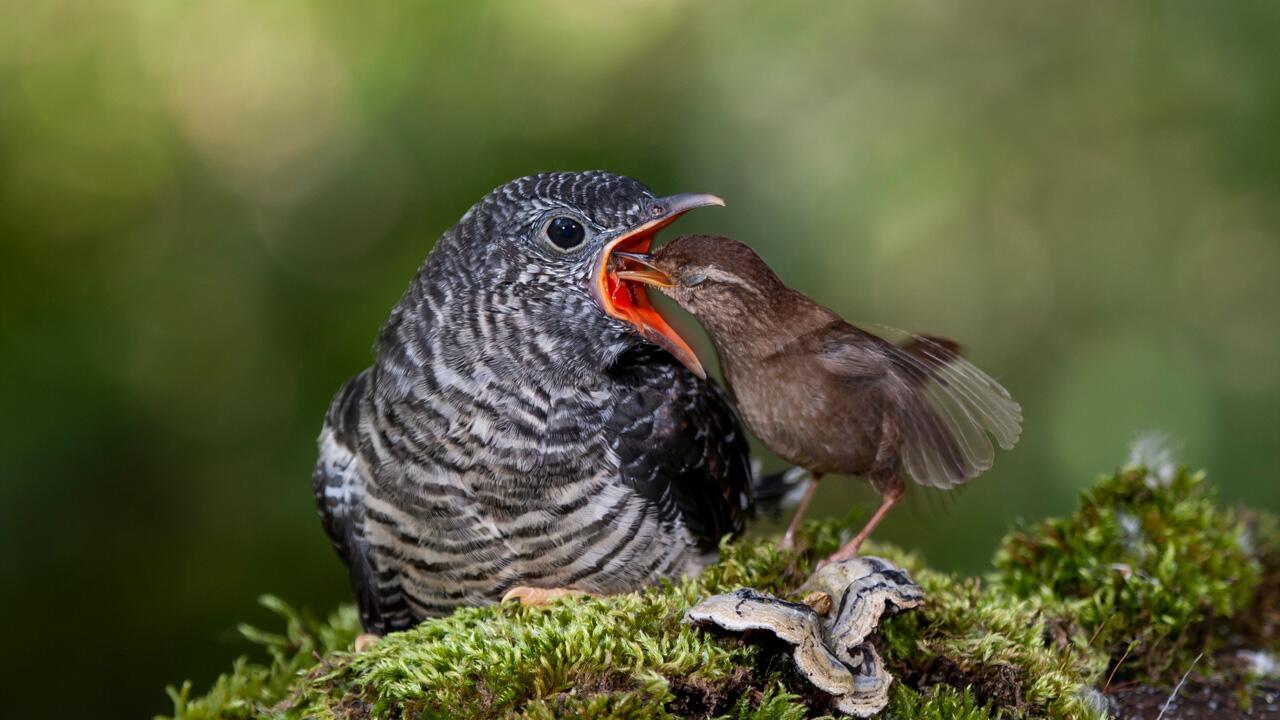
[501,586,600,607]
[353,633,380,652]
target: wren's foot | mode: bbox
[353,633,381,652]
[778,472,823,552]
[501,586,600,607]
[825,480,905,564]
[825,536,867,564]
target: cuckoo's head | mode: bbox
[443,171,722,376]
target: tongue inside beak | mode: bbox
[601,235,705,378]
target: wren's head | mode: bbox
[416,172,723,377]
[614,234,789,341]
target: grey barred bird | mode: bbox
[313,172,761,635]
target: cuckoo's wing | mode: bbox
[313,369,411,634]
[816,324,1022,490]
[607,348,754,550]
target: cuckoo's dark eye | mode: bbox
[545,216,586,250]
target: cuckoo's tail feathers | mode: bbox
[750,465,811,520]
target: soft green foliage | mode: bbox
[995,464,1263,679]
[164,464,1278,720]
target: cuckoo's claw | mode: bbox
[353,633,380,652]
[501,586,599,607]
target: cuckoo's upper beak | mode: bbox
[594,193,723,378]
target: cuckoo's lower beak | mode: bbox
[594,193,723,378]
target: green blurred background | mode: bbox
[3,2,1278,717]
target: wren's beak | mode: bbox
[611,251,672,287]
[595,192,723,378]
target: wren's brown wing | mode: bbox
[816,324,1022,490]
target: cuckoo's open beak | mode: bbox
[594,193,723,378]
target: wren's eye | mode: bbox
[544,216,586,250]
[685,272,707,287]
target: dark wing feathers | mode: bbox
[607,348,754,549]
[818,324,1022,490]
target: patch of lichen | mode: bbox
[162,460,1278,720]
[994,463,1264,681]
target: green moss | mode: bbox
[305,589,757,718]
[876,565,1106,719]
[165,543,810,720]
[880,684,999,720]
[513,683,815,720]
[727,686,819,720]
[994,463,1263,680]
[513,687,674,720]
[163,458,1278,720]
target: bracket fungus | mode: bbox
[686,557,924,717]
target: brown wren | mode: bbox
[613,235,1022,561]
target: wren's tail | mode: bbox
[875,326,1023,491]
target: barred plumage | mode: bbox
[313,172,754,633]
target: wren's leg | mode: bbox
[778,472,822,550]
[827,477,906,563]
[501,586,601,607]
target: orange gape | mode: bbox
[601,234,703,375]
[607,236,652,315]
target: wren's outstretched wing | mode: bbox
[817,324,1022,490]
[313,369,411,634]
[607,348,754,550]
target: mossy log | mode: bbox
[162,456,1280,720]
